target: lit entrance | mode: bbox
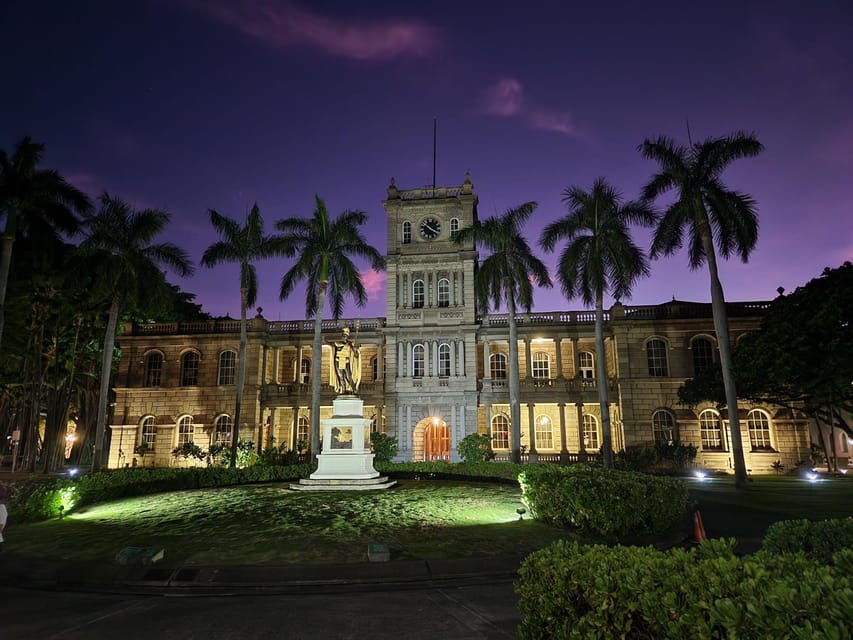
[413,417,450,461]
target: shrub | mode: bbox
[762,518,853,564]
[7,463,314,523]
[369,432,398,463]
[655,442,698,470]
[614,446,658,471]
[172,441,205,461]
[516,539,853,640]
[375,460,522,483]
[457,433,495,463]
[518,465,689,539]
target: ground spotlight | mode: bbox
[68,468,79,477]
[806,472,819,483]
[694,470,707,481]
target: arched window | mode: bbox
[437,278,450,308]
[491,414,510,450]
[532,352,550,379]
[402,221,411,244]
[218,350,236,385]
[535,415,553,449]
[144,352,163,387]
[699,409,724,450]
[297,415,309,446]
[449,217,460,238]
[578,351,594,379]
[300,358,311,383]
[412,279,425,308]
[177,416,194,445]
[214,415,232,445]
[747,410,773,451]
[139,416,156,450]
[181,351,200,386]
[412,344,425,377]
[652,410,677,446]
[438,343,451,377]
[646,339,668,377]
[490,353,507,379]
[582,415,600,450]
[692,338,714,375]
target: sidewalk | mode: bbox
[0,552,526,596]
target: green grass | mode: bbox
[7,480,563,566]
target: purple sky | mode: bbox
[3,1,852,320]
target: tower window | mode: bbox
[412,279,425,308]
[449,218,460,238]
[437,278,450,307]
[402,221,412,244]
[438,343,451,377]
[412,344,425,377]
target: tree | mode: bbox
[80,194,193,471]
[680,263,853,467]
[0,137,91,351]
[540,178,656,468]
[202,204,286,467]
[276,196,384,458]
[640,130,764,488]
[454,202,551,463]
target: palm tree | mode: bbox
[0,137,92,351]
[202,204,287,467]
[540,178,656,468]
[454,203,551,463]
[81,193,193,471]
[276,196,384,458]
[639,130,764,488]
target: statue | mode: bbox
[329,327,361,394]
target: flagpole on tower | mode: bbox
[432,116,437,190]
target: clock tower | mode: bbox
[382,172,480,461]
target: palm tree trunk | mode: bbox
[310,283,327,461]
[700,227,748,488]
[594,290,613,468]
[231,285,248,468]
[507,294,523,463]
[0,219,16,353]
[92,295,120,472]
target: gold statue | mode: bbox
[329,327,361,394]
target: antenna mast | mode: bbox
[432,116,437,189]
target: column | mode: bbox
[576,402,586,454]
[555,338,563,379]
[450,339,456,376]
[376,405,384,433]
[558,402,569,462]
[432,340,439,377]
[406,405,413,453]
[483,340,491,379]
[273,348,280,384]
[267,407,276,448]
[527,403,538,459]
[484,403,492,436]
[291,409,299,450]
[524,339,532,379]
[261,345,269,384]
[572,338,581,379]
[402,273,408,308]
[450,405,457,461]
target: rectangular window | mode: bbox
[218,351,236,385]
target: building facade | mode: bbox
[107,175,813,473]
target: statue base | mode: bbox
[290,395,397,491]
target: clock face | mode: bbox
[419,217,441,239]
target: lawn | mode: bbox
[7,480,565,566]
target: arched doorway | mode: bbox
[425,419,450,461]
[413,417,450,461]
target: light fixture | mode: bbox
[806,472,819,483]
[694,470,707,481]
[516,507,526,521]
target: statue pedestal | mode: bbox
[291,396,396,491]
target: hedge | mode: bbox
[375,460,523,482]
[762,517,853,564]
[7,463,313,523]
[516,539,853,640]
[518,465,689,539]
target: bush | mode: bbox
[369,432,398,463]
[375,460,523,483]
[614,446,658,471]
[762,518,853,564]
[516,539,853,640]
[457,433,495,463]
[614,443,698,474]
[518,465,689,539]
[7,463,314,523]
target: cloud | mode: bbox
[482,77,580,137]
[185,0,439,61]
[360,268,386,298]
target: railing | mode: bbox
[131,317,385,336]
[622,300,771,320]
[483,377,615,393]
[398,186,464,200]
[479,311,605,326]
[492,451,602,465]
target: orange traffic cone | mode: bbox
[691,510,707,544]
